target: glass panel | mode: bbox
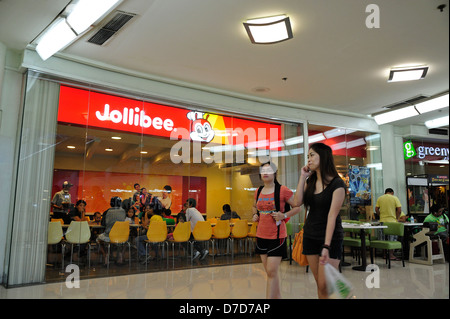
[308,124,383,222]
[7,72,60,286]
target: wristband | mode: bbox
[284,213,287,219]
[321,244,330,250]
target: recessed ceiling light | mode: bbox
[388,66,428,82]
[67,145,76,149]
[105,147,113,152]
[111,136,122,140]
[244,14,293,44]
[140,151,148,154]
[350,157,356,161]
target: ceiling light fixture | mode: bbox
[373,105,419,125]
[105,147,113,152]
[425,115,449,129]
[66,0,122,35]
[243,14,293,44]
[388,66,428,82]
[373,93,448,125]
[415,93,449,114]
[35,0,122,60]
[35,18,77,61]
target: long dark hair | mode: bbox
[304,143,339,208]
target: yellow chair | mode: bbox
[51,218,64,225]
[106,221,131,268]
[207,218,217,225]
[82,216,90,222]
[230,219,248,256]
[167,222,191,262]
[212,220,231,255]
[190,221,213,261]
[47,221,66,269]
[246,221,258,256]
[65,221,91,267]
[144,221,168,265]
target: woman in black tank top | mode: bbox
[294,143,346,299]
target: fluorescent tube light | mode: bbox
[425,115,449,129]
[67,0,122,35]
[373,105,419,125]
[388,66,428,82]
[35,18,77,60]
[415,94,449,114]
[244,15,293,44]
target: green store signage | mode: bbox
[403,140,416,160]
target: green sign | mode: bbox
[403,140,416,160]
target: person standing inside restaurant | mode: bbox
[293,143,346,299]
[375,188,402,261]
[375,188,402,223]
[51,181,73,224]
[252,161,300,299]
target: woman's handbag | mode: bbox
[292,229,308,266]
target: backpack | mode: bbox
[256,182,291,238]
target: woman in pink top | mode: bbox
[252,162,300,299]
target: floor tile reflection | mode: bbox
[1,257,448,299]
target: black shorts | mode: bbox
[255,237,287,258]
[302,237,343,260]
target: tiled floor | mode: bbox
[1,257,448,299]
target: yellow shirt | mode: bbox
[376,194,401,223]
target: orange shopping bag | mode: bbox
[292,229,308,266]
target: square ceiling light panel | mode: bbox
[388,66,428,82]
[244,15,293,44]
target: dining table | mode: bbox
[342,222,387,271]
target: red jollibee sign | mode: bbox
[57,85,281,148]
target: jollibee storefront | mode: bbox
[4,65,382,286]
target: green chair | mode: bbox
[343,221,372,264]
[369,222,405,269]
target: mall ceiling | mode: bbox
[0,0,448,127]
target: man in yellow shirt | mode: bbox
[375,188,402,223]
[375,188,402,260]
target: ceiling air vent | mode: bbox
[87,11,136,46]
[384,95,429,109]
[429,128,449,136]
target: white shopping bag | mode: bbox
[324,263,354,299]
